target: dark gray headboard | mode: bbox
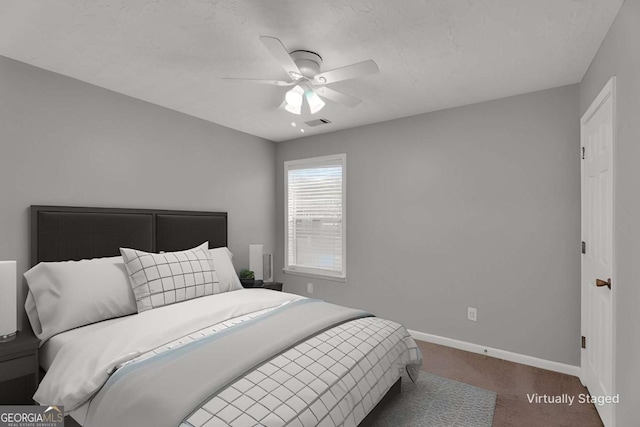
[30,206,227,266]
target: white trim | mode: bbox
[284,153,347,280]
[611,76,617,427]
[408,329,581,377]
[282,268,347,283]
[285,153,346,168]
[581,77,615,126]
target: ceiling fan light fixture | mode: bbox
[285,85,304,115]
[285,103,301,115]
[305,88,325,114]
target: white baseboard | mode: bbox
[408,329,581,377]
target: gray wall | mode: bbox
[276,85,581,366]
[580,0,640,423]
[0,56,276,329]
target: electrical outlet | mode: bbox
[307,283,313,294]
[467,307,477,322]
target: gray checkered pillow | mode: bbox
[120,242,220,313]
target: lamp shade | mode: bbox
[0,260,17,342]
[285,85,304,115]
[305,88,325,114]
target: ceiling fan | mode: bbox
[223,36,379,115]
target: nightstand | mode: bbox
[0,330,39,404]
[261,282,283,291]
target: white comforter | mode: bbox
[35,289,305,412]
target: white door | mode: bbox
[581,77,615,426]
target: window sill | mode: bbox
[283,269,347,283]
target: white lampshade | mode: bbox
[285,102,301,115]
[285,85,304,115]
[0,261,17,342]
[305,89,325,114]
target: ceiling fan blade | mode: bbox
[259,36,302,80]
[314,60,379,85]
[315,87,362,107]
[221,77,294,87]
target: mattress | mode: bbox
[35,289,421,427]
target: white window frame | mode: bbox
[284,154,346,281]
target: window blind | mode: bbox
[285,155,345,278]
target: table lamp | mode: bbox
[0,261,17,343]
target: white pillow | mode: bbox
[209,247,243,292]
[120,242,219,313]
[24,256,137,344]
[25,291,43,337]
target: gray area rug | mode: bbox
[370,372,497,427]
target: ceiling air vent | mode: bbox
[304,118,332,127]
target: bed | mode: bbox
[26,206,422,427]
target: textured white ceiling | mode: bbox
[0,0,623,142]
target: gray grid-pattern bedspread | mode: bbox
[181,317,421,427]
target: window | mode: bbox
[284,154,346,280]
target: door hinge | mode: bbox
[582,241,586,254]
[581,336,586,349]
[582,147,585,159]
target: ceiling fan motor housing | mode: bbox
[290,50,322,78]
